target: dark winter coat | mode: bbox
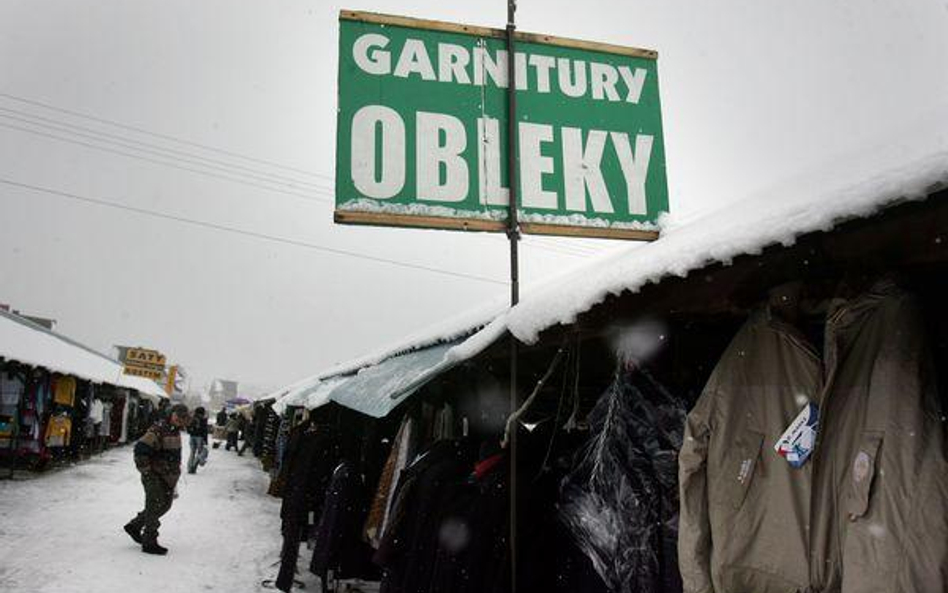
[310,460,378,580]
[376,440,472,593]
[134,419,182,488]
[187,415,208,439]
[275,423,340,592]
[428,453,509,593]
[560,368,685,593]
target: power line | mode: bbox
[0,93,607,261]
[0,121,603,261]
[0,106,334,192]
[0,121,333,205]
[0,91,333,181]
[0,177,508,286]
[522,238,601,256]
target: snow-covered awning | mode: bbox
[272,317,507,418]
[326,339,459,418]
[116,374,168,403]
[0,309,168,401]
[271,153,948,420]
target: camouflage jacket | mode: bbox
[134,419,182,487]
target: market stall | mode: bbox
[263,160,948,592]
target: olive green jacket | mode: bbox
[678,279,948,593]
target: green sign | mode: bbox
[335,11,667,240]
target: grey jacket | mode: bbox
[678,279,948,593]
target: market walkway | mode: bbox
[0,444,283,592]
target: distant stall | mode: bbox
[0,309,167,472]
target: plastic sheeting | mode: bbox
[327,340,459,418]
[271,339,468,419]
[272,375,348,415]
[560,368,686,593]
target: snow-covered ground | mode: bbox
[0,445,283,592]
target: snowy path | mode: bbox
[0,445,283,592]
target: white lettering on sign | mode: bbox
[558,58,587,98]
[563,127,613,214]
[519,122,557,209]
[416,112,468,202]
[529,54,556,94]
[476,117,509,206]
[350,107,653,215]
[611,132,653,215]
[438,43,471,84]
[351,105,405,199]
[353,33,391,75]
[618,66,647,104]
[472,44,506,88]
[394,39,436,80]
[589,63,620,102]
[354,34,649,104]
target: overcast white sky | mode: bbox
[1,1,946,394]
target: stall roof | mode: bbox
[327,339,461,418]
[0,309,167,402]
[271,322,506,418]
[271,152,947,418]
[502,151,948,343]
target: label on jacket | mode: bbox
[774,402,819,468]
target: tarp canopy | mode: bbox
[271,329,505,419]
[272,375,348,416]
[0,308,167,403]
[327,339,458,418]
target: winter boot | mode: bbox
[123,521,143,544]
[141,535,168,555]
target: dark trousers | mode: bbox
[131,474,174,540]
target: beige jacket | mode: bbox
[678,279,948,593]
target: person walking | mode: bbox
[237,408,253,456]
[123,403,190,555]
[187,407,209,474]
[225,412,241,452]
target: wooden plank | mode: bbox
[336,210,659,241]
[514,32,658,60]
[340,10,505,39]
[521,222,660,241]
[334,210,507,233]
[340,10,658,59]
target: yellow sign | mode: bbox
[123,366,163,380]
[125,348,166,368]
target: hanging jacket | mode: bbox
[45,415,73,447]
[561,368,685,593]
[52,376,76,406]
[678,278,948,593]
[376,439,471,593]
[310,460,378,580]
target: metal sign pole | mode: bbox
[505,2,520,593]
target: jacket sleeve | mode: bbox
[134,428,160,473]
[678,390,715,593]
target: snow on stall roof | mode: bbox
[318,296,509,380]
[117,374,169,401]
[0,309,167,401]
[272,151,947,416]
[503,151,948,343]
[269,299,507,413]
[271,375,348,415]
[330,339,461,418]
